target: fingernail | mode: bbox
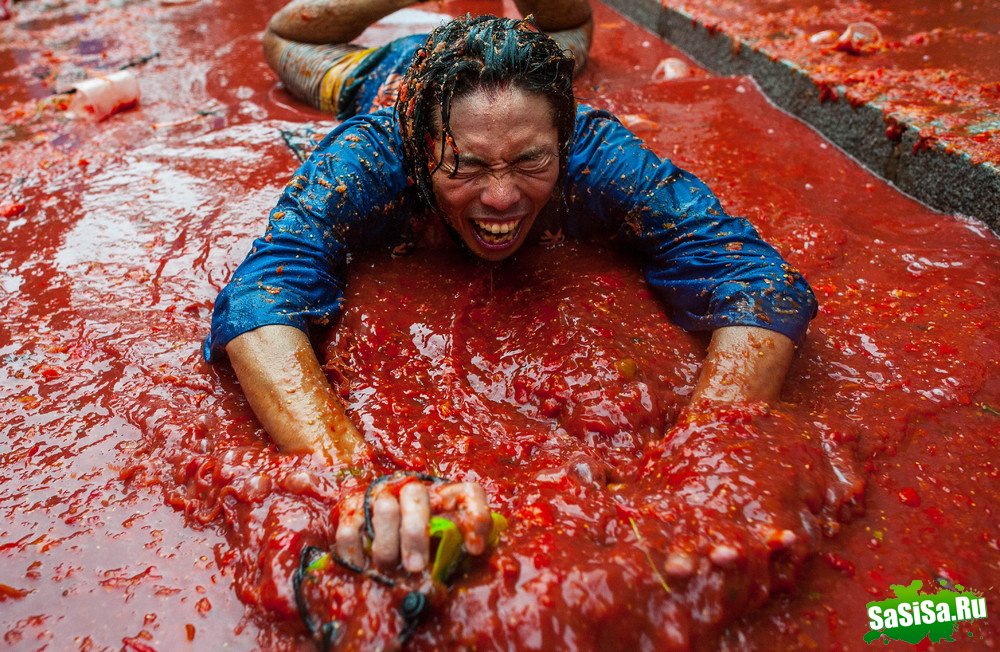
[408,553,424,571]
[664,551,695,579]
[765,528,797,550]
[709,544,740,567]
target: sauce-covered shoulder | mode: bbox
[204,107,414,362]
[288,107,408,219]
[563,103,817,343]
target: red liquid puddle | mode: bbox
[662,0,1000,164]
[1,0,997,649]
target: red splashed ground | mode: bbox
[662,0,1000,164]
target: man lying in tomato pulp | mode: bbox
[206,0,819,579]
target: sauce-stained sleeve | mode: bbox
[204,108,411,362]
[564,105,818,343]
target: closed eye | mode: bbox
[440,149,556,180]
[513,157,553,174]
[448,165,488,180]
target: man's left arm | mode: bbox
[565,110,869,598]
[565,107,817,404]
[692,326,795,404]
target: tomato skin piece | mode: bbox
[0,203,26,218]
[821,552,856,577]
[897,487,921,508]
[33,363,63,379]
[121,637,157,652]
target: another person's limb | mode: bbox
[514,0,594,73]
[267,0,413,44]
[262,0,414,111]
[262,0,594,113]
[266,0,592,45]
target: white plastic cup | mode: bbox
[836,22,882,53]
[69,70,141,121]
[652,57,691,82]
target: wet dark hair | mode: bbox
[395,14,577,209]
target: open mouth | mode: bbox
[471,217,523,249]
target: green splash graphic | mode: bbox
[864,580,987,645]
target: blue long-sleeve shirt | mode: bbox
[205,104,817,362]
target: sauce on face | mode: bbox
[1,0,997,649]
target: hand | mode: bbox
[609,403,865,638]
[334,475,494,573]
[638,403,864,586]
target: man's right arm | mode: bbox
[226,324,364,463]
[225,326,497,574]
[205,111,411,459]
[210,112,496,567]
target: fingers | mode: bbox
[335,483,431,573]
[335,492,365,568]
[399,482,431,572]
[432,482,493,555]
[370,491,401,569]
[337,478,496,576]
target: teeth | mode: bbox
[473,219,520,236]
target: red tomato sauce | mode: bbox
[660,0,1000,164]
[1,0,997,650]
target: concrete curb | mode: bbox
[605,0,1000,232]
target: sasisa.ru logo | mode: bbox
[865,579,988,645]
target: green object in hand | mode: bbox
[305,552,331,574]
[428,512,508,585]
[488,512,508,547]
[429,516,464,584]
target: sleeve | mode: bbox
[204,108,412,362]
[563,105,818,343]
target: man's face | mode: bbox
[429,86,560,262]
